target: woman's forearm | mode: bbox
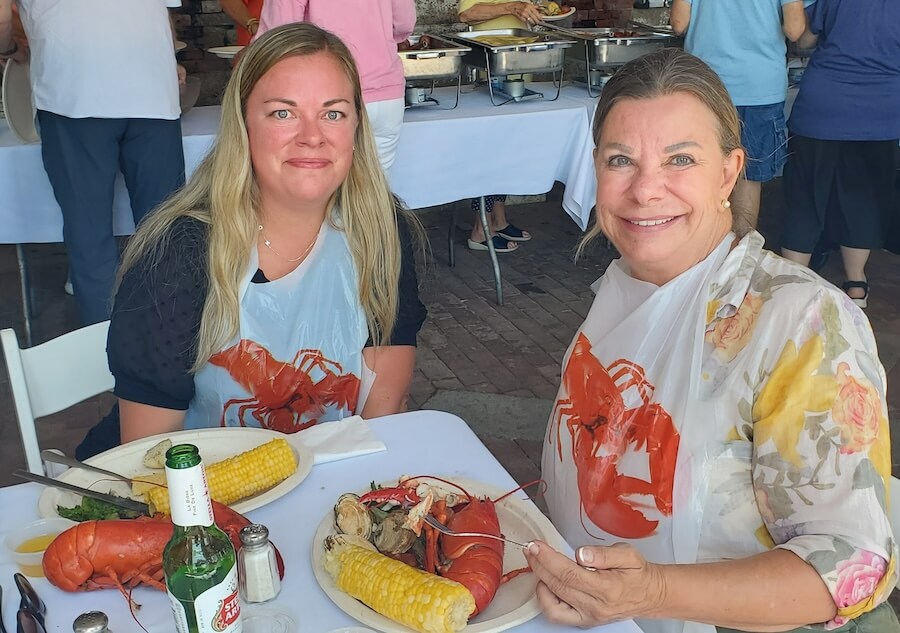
[652,549,836,631]
[458,1,526,25]
[120,398,186,444]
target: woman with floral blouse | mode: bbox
[525,48,897,633]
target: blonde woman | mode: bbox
[76,23,426,457]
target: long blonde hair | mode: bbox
[119,23,405,370]
[578,48,746,255]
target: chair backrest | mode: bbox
[1,321,114,474]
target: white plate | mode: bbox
[38,427,314,519]
[540,7,576,21]
[311,477,569,633]
[2,60,39,143]
[175,40,187,52]
[208,45,244,59]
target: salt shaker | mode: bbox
[238,524,282,603]
[73,611,111,633]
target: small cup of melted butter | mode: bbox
[4,517,76,577]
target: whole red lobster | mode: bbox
[43,502,285,601]
[360,476,533,615]
[209,339,361,433]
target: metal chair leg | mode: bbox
[448,203,457,267]
[16,244,33,347]
[478,196,503,305]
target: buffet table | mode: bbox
[0,411,641,633]
[0,85,597,244]
[0,84,599,336]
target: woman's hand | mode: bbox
[524,540,666,626]
[508,1,544,25]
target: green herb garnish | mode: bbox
[57,496,141,521]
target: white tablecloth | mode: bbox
[392,84,598,230]
[0,85,598,245]
[0,411,641,633]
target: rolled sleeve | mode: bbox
[108,218,208,411]
[751,287,897,627]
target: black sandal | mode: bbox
[842,281,869,309]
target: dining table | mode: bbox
[0,410,642,633]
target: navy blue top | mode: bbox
[788,0,900,141]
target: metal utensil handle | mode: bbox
[443,530,530,548]
[40,450,132,485]
[12,470,150,515]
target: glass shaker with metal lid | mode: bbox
[73,611,111,633]
[238,524,281,603]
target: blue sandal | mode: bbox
[495,224,532,242]
[467,236,518,253]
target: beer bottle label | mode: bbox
[169,565,242,633]
[166,462,215,527]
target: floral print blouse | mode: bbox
[700,233,896,629]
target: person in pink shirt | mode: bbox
[257,0,416,173]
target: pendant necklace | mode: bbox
[258,223,318,263]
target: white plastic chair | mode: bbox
[1,321,114,474]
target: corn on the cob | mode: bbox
[142,438,297,513]
[323,534,475,633]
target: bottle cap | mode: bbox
[73,611,109,633]
[240,524,270,547]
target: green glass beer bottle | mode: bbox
[163,444,242,633]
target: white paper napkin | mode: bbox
[293,416,386,465]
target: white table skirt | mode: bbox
[0,411,640,633]
[0,85,598,245]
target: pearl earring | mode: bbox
[722,200,731,209]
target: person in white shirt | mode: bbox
[0,0,187,325]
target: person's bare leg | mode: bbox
[491,200,509,231]
[840,246,870,300]
[730,179,762,233]
[782,248,812,267]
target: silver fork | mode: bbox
[423,514,531,549]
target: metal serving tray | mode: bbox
[545,25,671,68]
[398,34,471,81]
[450,28,576,75]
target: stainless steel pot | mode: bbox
[398,34,471,81]
[450,29,576,76]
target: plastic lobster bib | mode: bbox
[185,221,371,433]
[542,235,736,633]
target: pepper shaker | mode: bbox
[238,524,282,603]
[73,611,111,633]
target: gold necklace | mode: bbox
[257,223,318,263]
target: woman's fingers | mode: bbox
[535,581,590,627]
[526,541,608,617]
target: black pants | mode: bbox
[38,111,185,325]
[782,134,897,253]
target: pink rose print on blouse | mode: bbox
[833,362,882,454]
[705,293,764,363]
[825,549,888,630]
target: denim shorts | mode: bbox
[736,102,787,182]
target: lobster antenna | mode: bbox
[406,475,547,504]
[405,475,474,499]
[494,478,546,504]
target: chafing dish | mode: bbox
[543,24,676,95]
[398,34,471,109]
[398,34,471,81]
[449,29,576,105]
[451,28,576,75]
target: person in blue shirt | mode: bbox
[670,0,805,231]
[780,0,900,309]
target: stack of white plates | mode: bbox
[1,60,39,143]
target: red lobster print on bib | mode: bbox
[209,339,361,433]
[552,332,680,539]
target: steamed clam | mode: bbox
[373,511,418,554]
[334,493,373,539]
